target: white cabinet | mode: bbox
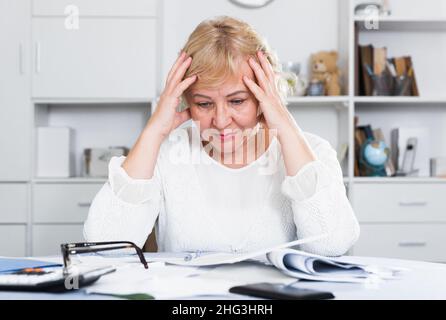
[32,18,157,99]
[0,225,27,257]
[353,224,446,262]
[352,182,446,262]
[32,225,84,256]
[0,184,28,223]
[353,183,446,223]
[33,183,103,223]
[0,0,31,181]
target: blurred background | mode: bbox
[1,0,446,261]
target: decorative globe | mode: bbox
[362,140,389,167]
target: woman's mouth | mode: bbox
[219,133,235,142]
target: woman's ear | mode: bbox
[256,106,263,117]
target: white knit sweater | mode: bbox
[83,121,360,256]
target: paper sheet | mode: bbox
[86,261,299,299]
[159,234,328,267]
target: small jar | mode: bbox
[307,79,325,96]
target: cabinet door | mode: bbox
[0,225,27,257]
[33,183,103,223]
[32,18,157,99]
[0,0,31,181]
[32,225,84,256]
[353,224,446,263]
[353,183,446,223]
[0,183,28,223]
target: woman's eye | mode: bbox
[196,102,213,108]
[231,99,245,106]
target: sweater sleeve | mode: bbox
[83,156,163,248]
[281,137,360,257]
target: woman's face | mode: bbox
[186,58,260,158]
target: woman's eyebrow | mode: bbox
[192,91,249,99]
[226,90,249,97]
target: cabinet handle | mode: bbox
[398,242,427,248]
[398,201,428,207]
[35,42,41,74]
[77,202,92,208]
[19,42,25,75]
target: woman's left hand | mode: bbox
[243,51,296,137]
[244,51,317,176]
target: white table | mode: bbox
[1,255,446,300]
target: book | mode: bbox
[358,125,375,141]
[373,47,387,75]
[158,235,404,283]
[390,128,400,172]
[359,44,374,96]
[393,56,407,77]
[354,23,361,96]
[354,128,366,176]
[404,56,420,96]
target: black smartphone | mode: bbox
[229,282,335,300]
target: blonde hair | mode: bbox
[180,16,289,112]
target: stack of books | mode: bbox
[355,41,419,96]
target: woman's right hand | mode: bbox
[147,51,197,138]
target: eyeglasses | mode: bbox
[61,241,148,274]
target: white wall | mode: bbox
[159,0,340,93]
[352,0,446,17]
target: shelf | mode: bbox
[287,96,350,107]
[32,178,107,184]
[32,98,154,105]
[353,177,446,184]
[355,17,446,32]
[354,97,446,105]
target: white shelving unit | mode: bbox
[1,0,446,260]
[349,0,446,262]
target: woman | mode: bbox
[84,16,359,256]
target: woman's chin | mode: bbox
[209,139,243,156]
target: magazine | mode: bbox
[159,234,406,283]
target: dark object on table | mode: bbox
[229,282,335,300]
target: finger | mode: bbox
[248,57,273,95]
[166,56,193,93]
[172,74,197,98]
[257,51,276,84]
[243,75,266,102]
[166,51,187,85]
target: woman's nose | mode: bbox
[212,104,232,129]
